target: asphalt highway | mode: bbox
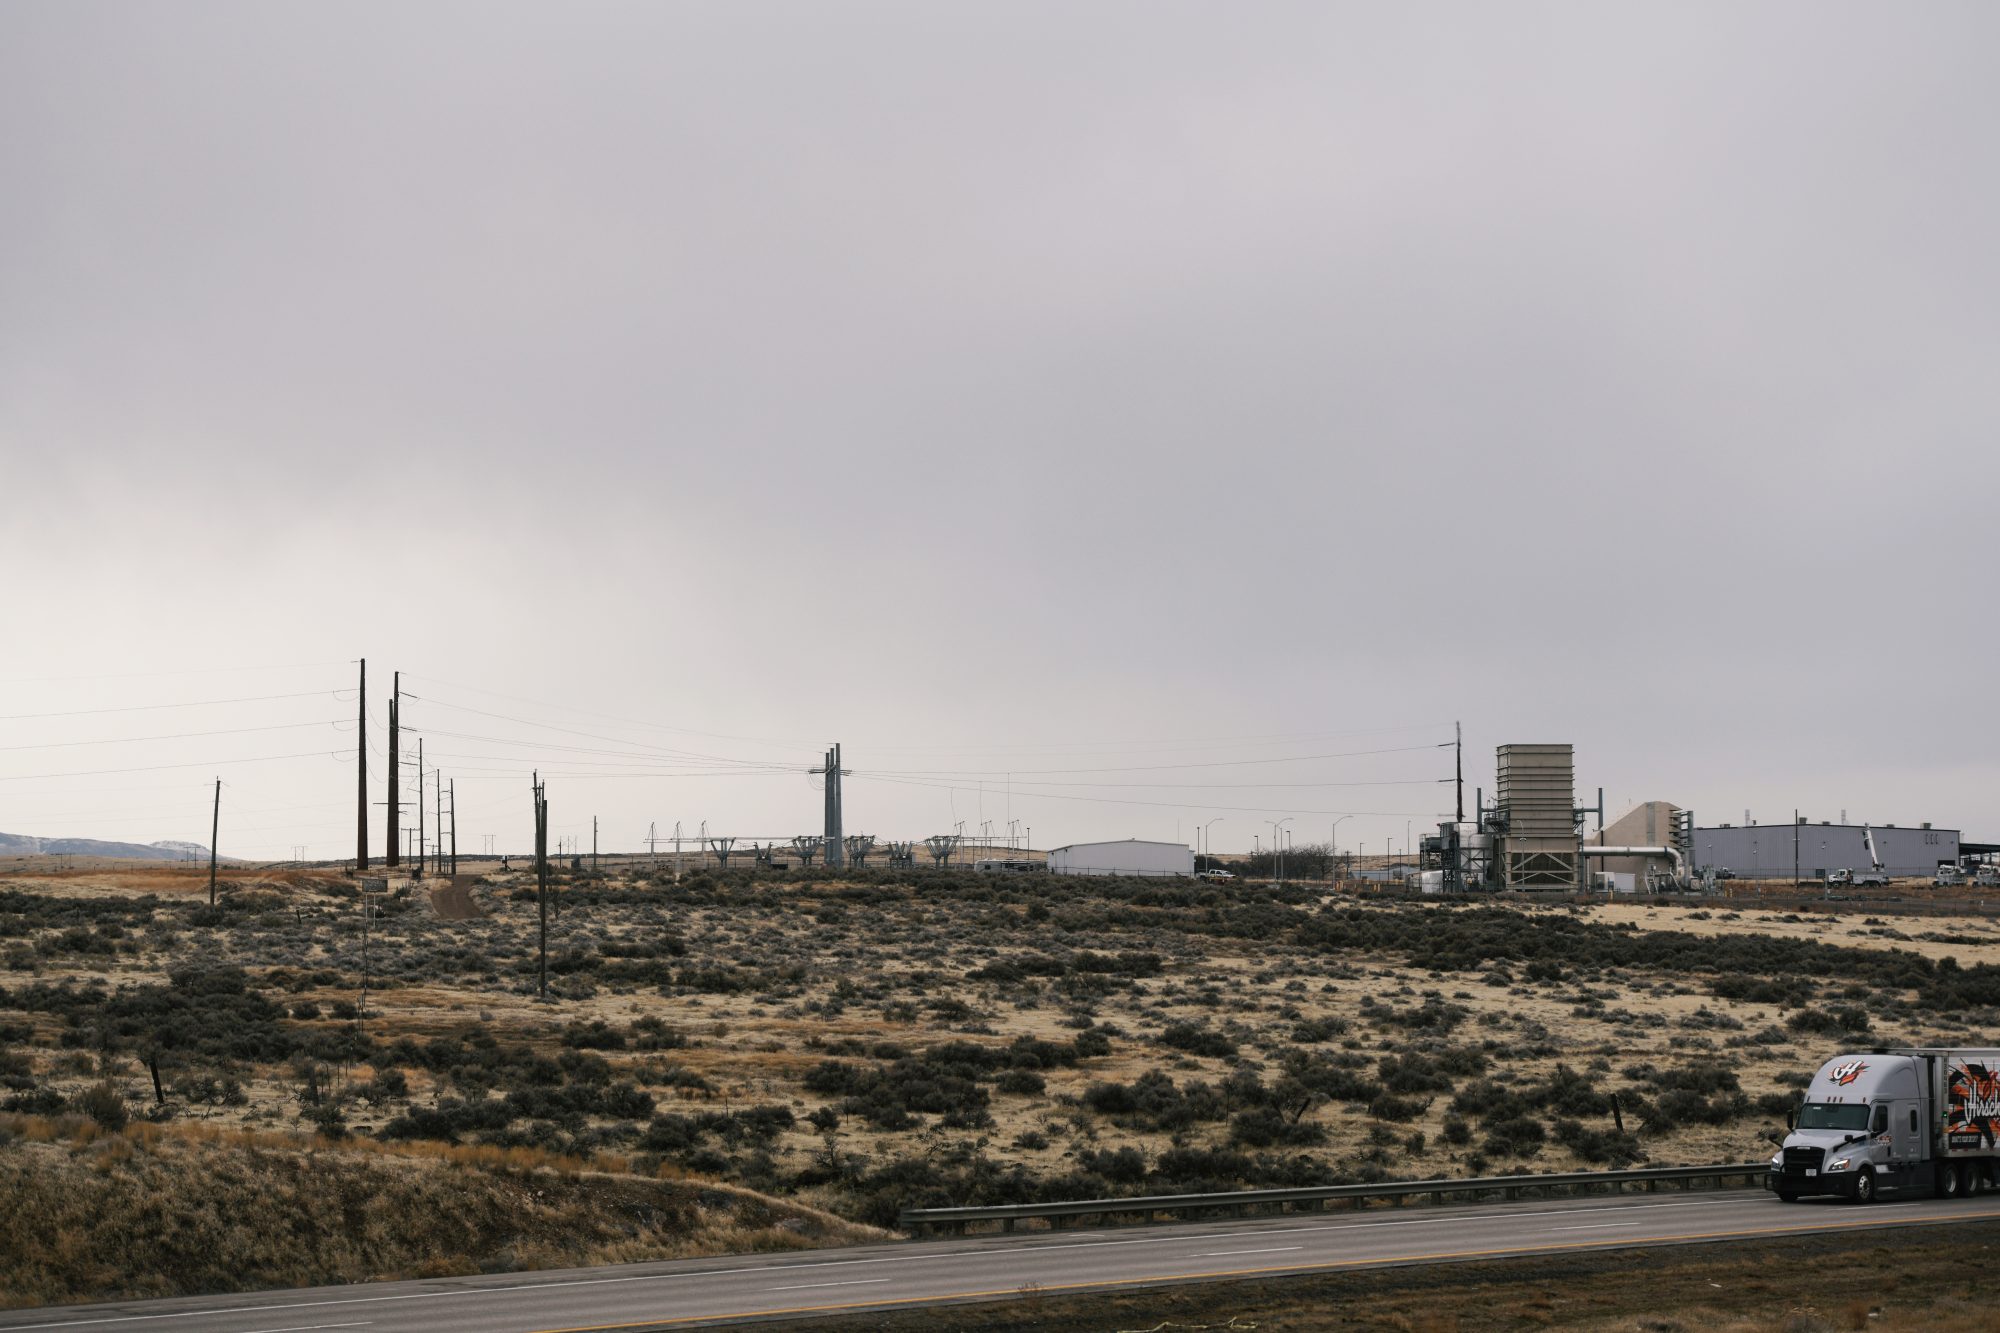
[8,1190,2000,1333]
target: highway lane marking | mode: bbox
[506,1207,2000,1332]
[767,1280,890,1293]
[0,1195,1932,1331]
[1193,1247,1304,1257]
[239,1324,372,1333]
[1553,1223,1640,1231]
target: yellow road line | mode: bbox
[521,1207,2000,1332]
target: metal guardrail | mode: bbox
[899,1162,1771,1235]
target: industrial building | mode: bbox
[1422,746,1694,893]
[1411,738,1983,891]
[1591,801,1695,892]
[1419,742,1580,891]
[1496,744,1581,888]
[1695,821,1960,880]
[1047,839,1194,878]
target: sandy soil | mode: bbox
[1584,901,2000,966]
[427,876,487,921]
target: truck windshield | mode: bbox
[1797,1103,1871,1131]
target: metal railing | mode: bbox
[899,1162,1770,1235]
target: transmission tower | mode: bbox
[811,744,849,868]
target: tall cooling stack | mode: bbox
[1497,744,1580,888]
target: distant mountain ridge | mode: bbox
[0,832,211,861]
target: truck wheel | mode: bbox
[1852,1167,1876,1204]
[1973,1167,1989,1197]
[1776,1185,1799,1203]
[1940,1163,1961,1198]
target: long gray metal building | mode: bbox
[1694,820,1958,880]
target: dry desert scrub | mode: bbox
[0,1113,883,1309]
[9,863,2000,1241]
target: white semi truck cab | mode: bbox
[1771,1049,2000,1202]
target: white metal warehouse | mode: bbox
[1047,839,1194,878]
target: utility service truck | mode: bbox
[1771,1049,2000,1202]
[1826,827,1892,888]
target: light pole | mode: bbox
[1272,817,1294,885]
[1330,815,1354,882]
[1203,817,1225,865]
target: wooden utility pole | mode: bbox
[534,773,549,999]
[1455,720,1464,824]
[416,737,426,879]
[592,815,598,873]
[386,672,400,867]
[449,779,458,875]
[356,658,368,868]
[208,778,220,907]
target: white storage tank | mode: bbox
[1047,839,1194,878]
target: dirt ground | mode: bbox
[1583,901,2000,967]
[427,876,487,921]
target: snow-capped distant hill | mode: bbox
[0,832,210,860]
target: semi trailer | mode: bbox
[1770,1048,2000,1202]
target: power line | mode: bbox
[0,659,347,683]
[0,749,355,782]
[422,747,795,772]
[0,689,335,721]
[868,741,1451,778]
[991,776,1452,790]
[859,720,1457,756]
[0,719,338,752]
[408,698,800,769]
[410,726,800,772]
[851,771,1448,818]
[401,674,822,752]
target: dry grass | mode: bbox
[0,1113,883,1309]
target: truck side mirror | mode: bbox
[1785,1106,1795,1131]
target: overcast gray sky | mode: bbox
[3,2,1994,860]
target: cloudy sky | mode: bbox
[3,2,1994,861]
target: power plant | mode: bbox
[1423,743,1695,893]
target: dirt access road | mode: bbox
[428,875,486,920]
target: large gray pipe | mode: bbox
[1580,844,1687,883]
